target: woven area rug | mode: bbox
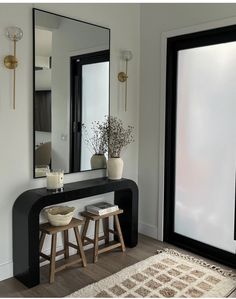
[67,248,236,298]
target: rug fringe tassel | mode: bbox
[157,248,236,280]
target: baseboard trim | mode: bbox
[0,261,13,281]
[138,222,158,239]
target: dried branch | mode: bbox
[104,116,134,158]
[82,121,107,155]
[82,116,134,158]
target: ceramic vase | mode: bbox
[107,157,124,180]
[90,154,107,169]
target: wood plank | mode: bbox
[102,218,109,244]
[67,242,78,250]
[74,226,87,267]
[98,242,122,254]
[55,258,82,272]
[64,230,69,259]
[114,214,126,252]
[49,233,57,284]
[83,236,94,244]
[93,220,100,263]
[56,249,65,256]
[81,218,90,244]
[39,253,51,261]
[108,229,118,235]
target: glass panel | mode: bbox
[34,9,110,177]
[175,42,236,253]
[81,62,109,170]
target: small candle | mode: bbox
[46,170,64,191]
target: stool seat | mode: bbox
[81,208,125,263]
[39,217,87,283]
[40,218,84,234]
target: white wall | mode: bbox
[35,131,51,146]
[139,3,236,239]
[0,3,140,281]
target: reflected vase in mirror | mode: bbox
[90,154,107,170]
[33,8,110,178]
[82,119,108,170]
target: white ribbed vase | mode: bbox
[90,154,107,169]
[107,157,124,180]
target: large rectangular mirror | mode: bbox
[33,9,110,178]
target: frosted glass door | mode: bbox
[80,61,109,170]
[175,42,236,254]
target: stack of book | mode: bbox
[86,202,119,216]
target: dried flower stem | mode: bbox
[82,116,134,158]
[82,121,107,155]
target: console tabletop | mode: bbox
[13,177,138,288]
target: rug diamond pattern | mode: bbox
[67,249,236,298]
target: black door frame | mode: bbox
[70,50,110,172]
[164,24,236,268]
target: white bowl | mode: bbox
[45,206,75,226]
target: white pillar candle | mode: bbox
[46,170,64,190]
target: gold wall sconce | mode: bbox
[118,50,133,112]
[4,26,23,110]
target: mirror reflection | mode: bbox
[33,9,110,177]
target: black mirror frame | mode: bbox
[32,8,110,178]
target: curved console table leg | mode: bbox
[114,189,138,247]
[13,178,138,288]
[13,198,41,287]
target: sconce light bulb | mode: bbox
[6,26,23,42]
[121,50,133,61]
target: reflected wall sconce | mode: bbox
[4,26,23,110]
[118,50,133,112]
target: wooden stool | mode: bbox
[39,217,87,283]
[81,209,125,263]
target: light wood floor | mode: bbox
[0,234,235,297]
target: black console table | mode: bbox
[13,177,138,288]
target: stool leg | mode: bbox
[102,218,109,245]
[74,227,87,267]
[39,232,46,253]
[94,220,100,263]
[81,218,90,245]
[64,230,69,259]
[49,233,57,284]
[114,215,126,252]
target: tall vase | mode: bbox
[107,157,124,180]
[90,154,107,169]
